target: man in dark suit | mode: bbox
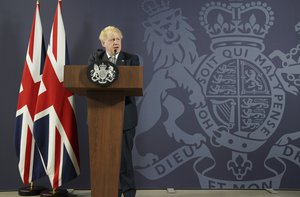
[88,26,139,197]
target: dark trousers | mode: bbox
[119,128,136,197]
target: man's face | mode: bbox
[101,31,122,56]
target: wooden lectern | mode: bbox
[63,65,143,197]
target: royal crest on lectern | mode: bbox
[87,61,119,87]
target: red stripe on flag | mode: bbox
[53,128,61,189]
[23,127,33,184]
[17,64,40,117]
[61,101,80,160]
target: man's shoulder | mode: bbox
[121,51,138,59]
[88,49,105,65]
[89,49,105,58]
[94,49,105,56]
[120,51,140,65]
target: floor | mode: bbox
[0,189,299,197]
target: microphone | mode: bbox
[112,49,117,64]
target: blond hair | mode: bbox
[99,26,123,42]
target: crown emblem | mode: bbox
[199,1,274,50]
[99,63,107,69]
[142,0,170,16]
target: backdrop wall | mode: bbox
[1,0,300,190]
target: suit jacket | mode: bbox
[88,49,140,131]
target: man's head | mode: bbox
[99,26,123,56]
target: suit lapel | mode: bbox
[116,52,126,65]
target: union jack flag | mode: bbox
[15,0,46,184]
[33,0,80,189]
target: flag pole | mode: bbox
[40,188,68,197]
[18,182,46,196]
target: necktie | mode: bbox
[109,56,116,64]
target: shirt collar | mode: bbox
[106,52,119,60]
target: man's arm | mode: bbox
[131,54,140,66]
